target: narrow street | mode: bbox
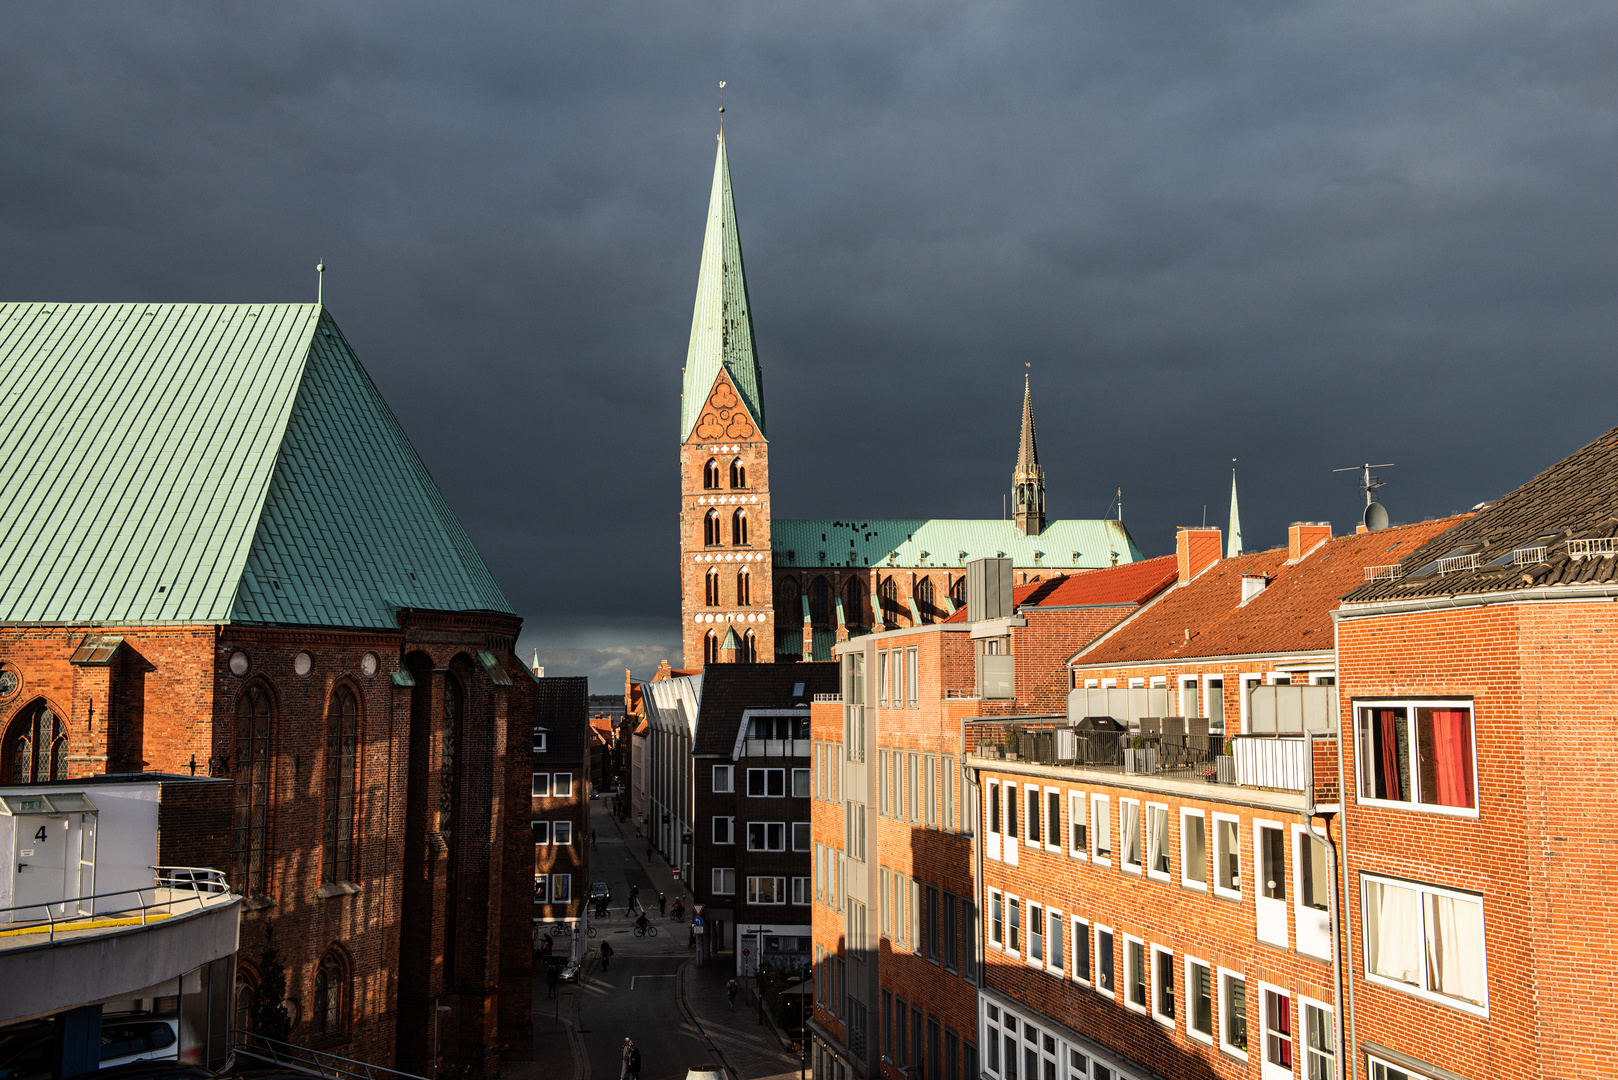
[577,800,712,1080]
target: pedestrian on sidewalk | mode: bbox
[620,1039,635,1080]
[626,884,639,915]
[726,977,738,1010]
[658,891,667,916]
[599,941,613,970]
[546,963,560,999]
[627,1042,641,1080]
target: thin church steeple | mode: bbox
[1013,373,1046,536]
[1227,462,1244,557]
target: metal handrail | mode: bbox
[1364,564,1402,581]
[1568,537,1618,558]
[229,1030,429,1080]
[0,865,232,942]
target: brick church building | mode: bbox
[0,302,550,1076]
[678,132,1145,670]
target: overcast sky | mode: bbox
[3,2,1615,690]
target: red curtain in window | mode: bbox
[1377,709,1403,801]
[1430,709,1474,808]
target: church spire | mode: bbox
[1227,462,1244,557]
[1013,372,1046,536]
[680,127,766,442]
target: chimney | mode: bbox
[1176,527,1222,584]
[1288,522,1332,562]
[1241,574,1270,603]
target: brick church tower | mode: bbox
[679,128,774,669]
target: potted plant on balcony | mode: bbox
[1003,730,1020,760]
[1215,737,1236,784]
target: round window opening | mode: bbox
[228,651,250,677]
[360,652,379,678]
[0,666,18,700]
[294,652,313,677]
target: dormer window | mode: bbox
[730,458,747,488]
[704,458,720,489]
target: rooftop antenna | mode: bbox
[1117,487,1122,523]
[1334,462,1394,531]
[316,260,324,306]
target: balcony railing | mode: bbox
[1568,537,1618,559]
[0,866,232,940]
[742,738,811,758]
[812,693,843,703]
[967,721,1311,793]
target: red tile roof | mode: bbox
[1071,517,1466,666]
[942,556,1178,622]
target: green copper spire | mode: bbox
[1227,463,1244,557]
[681,129,766,441]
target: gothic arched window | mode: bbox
[730,458,747,488]
[705,568,720,606]
[313,949,348,1038]
[916,577,936,624]
[879,576,900,625]
[810,578,831,625]
[732,509,749,546]
[743,630,757,664]
[234,965,258,1036]
[844,577,866,626]
[776,576,801,621]
[441,675,461,840]
[950,576,967,610]
[705,509,721,546]
[234,686,272,896]
[737,568,751,606]
[704,459,720,489]
[704,630,720,665]
[323,688,359,885]
[3,700,68,784]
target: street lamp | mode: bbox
[431,1003,452,1080]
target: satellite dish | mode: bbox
[1364,502,1389,531]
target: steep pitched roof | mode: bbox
[0,302,511,627]
[1015,375,1042,483]
[534,676,589,763]
[680,131,765,442]
[942,556,1176,622]
[1072,517,1464,666]
[773,518,1144,571]
[1346,424,1618,604]
[690,662,838,756]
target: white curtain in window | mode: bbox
[1425,893,1486,1005]
[1366,880,1421,984]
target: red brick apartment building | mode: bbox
[0,303,546,1077]
[531,678,590,932]
[809,557,1180,1080]
[1332,425,1618,1080]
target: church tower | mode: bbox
[1013,374,1046,536]
[679,129,774,670]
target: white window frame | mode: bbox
[531,820,550,845]
[1145,801,1171,882]
[1128,677,1145,689]
[533,729,548,753]
[553,820,573,845]
[713,867,736,895]
[1122,934,1148,1014]
[1184,955,1214,1045]
[1119,798,1142,875]
[1293,823,1333,960]
[1299,996,1335,1080]
[713,764,734,792]
[1072,917,1090,986]
[748,767,787,797]
[1238,674,1263,733]
[1217,967,1249,1061]
[748,875,787,905]
[1091,793,1111,865]
[1043,788,1062,854]
[793,767,812,798]
[1027,902,1044,967]
[1179,675,1200,718]
[1181,808,1207,891]
[907,647,919,707]
[1084,678,1099,689]
[748,822,787,851]
[792,821,812,851]
[1257,982,1293,1080]
[1150,945,1175,1029]
[713,816,735,845]
[1094,925,1116,999]
[531,773,551,798]
[1254,817,1290,949]
[879,649,890,706]
[1047,907,1063,974]
[1204,674,1226,732]
[1360,872,1490,1015]
[1067,791,1087,860]
[1004,892,1020,957]
[554,772,574,798]
[1101,678,1117,689]
[988,889,1003,949]
[1368,1054,1436,1080]
[792,876,812,905]
[1025,784,1041,847]
[1352,699,1480,818]
[1213,811,1242,901]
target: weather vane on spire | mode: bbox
[719,80,726,134]
[316,260,324,306]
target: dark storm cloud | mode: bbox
[3,2,1615,687]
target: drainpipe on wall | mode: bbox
[1305,730,1345,1080]
[962,718,984,992]
[1331,616,1358,1080]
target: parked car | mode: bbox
[0,1018,180,1080]
[558,960,580,983]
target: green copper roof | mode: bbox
[680,131,766,442]
[0,302,512,627]
[771,518,1144,570]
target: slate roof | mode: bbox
[772,518,1144,572]
[690,662,838,757]
[0,302,511,628]
[1346,424,1618,604]
[1072,517,1464,666]
[534,676,589,764]
[680,131,765,442]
